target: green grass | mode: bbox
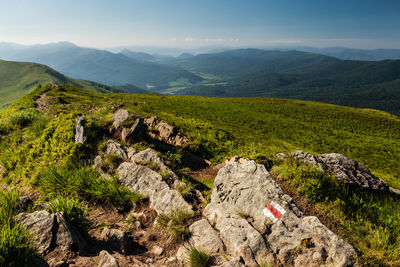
[188,247,210,267]
[157,209,194,243]
[38,164,144,207]
[47,195,90,236]
[0,190,38,266]
[271,159,400,265]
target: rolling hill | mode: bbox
[0,59,125,108]
[0,42,203,90]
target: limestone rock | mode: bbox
[275,152,287,160]
[98,250,119,267]
[204,161,357,267]
[121,117,146,142]
[144,116,189,146]
[106,140,127,160]
[17,211,86,255]
[129,148,169,171]
[101,227,128,253]
[117,162,192,214]
[112,109,129,129]
[75,117,87,144]
[150,245,164,256]
[291,150,389,191]
[187,219,224,254]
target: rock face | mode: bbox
[122,117,146,142]
[291,150,389,191]
[101,227,128,253]
[129,148,169,171]
[144,116,189,146]
[203,160,357,267]
[17,211,86,255]
[106,140,127,160]
[75,117,87,144]
[117,162,192,214]
[98,250,119,267]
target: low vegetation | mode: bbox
[271,159,400,265]
[188,247,210,267]
[157,209,194,243]
[0,189,37,266]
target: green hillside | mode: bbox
[0,59,122,108]
[1,84,399,265]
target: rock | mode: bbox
[112,109,129,129]
[150,245,164,256]
[94,155,103,169]
[224,156,250,165]
[106,140,127,160]
[17,211,55,254]
[217,261,245,267]
[181,151,211,171]
[98,250,119,267]
[53,261,68,267]
[126,147,137,159]
[204,160,357,267]
[275,152,287,160]
[17,211,86,255]
[74,117,87,144]
[129,148,170,172]
[19,196,33,211]
[291,150,390,191]
[101,227,128,253]
[144,116,189,146]
[121,117,146,142]
[188,219,224,254]
[117,162,192,214]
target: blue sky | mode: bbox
[0,0,399,49]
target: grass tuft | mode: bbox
[188,247,210,267]
[157,209,194,243]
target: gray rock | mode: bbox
[291,150,390,191]
[101,227,128,253]
[150,245,164,256]
[106,140,127,160]
[204,161,357,267]
[188,219,224,254]
[112,109,129,129]
[275,152,287,160]
[129,148,169,171]
[17,211,86,255]
[144,116,189,146]
[98,250,119,267]
[17,210,55,254]
[126,147,137,159]
[75,117,87,144]
[117,162,192,214]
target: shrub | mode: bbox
[47,195,90,236]
[9,111,37,128]
[157,209,194,243]
[188,247,210,267]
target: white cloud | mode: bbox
[205,38,224,43]
[263,39,302,44]
[170,37,177,42]
[184,37,196,42]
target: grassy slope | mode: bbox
[1,84,399,265]
[0,59,120,108]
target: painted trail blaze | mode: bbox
[263,201,286,223]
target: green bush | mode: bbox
[188,247,210,267]
[47,195,90,236]
[38,164,144,206]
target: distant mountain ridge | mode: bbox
[0,42,202,90]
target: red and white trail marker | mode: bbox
[263,201,286,223]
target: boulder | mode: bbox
[112,109,129,129]
[144,116,189,146]
[101,227,128,253]
[129,148,169,171]
[117,162,192,214]
[98,250,119,267]
[187,219,224,254]
[291,150,390,191]
[17,211,86,255]
[204,160,357,267]
[121,117,146,142]
[275,152,287,160]
[105,140,127,160]
[75,117,87,144]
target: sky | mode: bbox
[0,0,399,49]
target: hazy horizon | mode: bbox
[0,0,399,50]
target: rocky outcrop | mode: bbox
[105,140,127,160]
[291,150,390,191]
[130,148,168,171]
[121,117,146,142]
[75,117,87,144]
[17,211,87,255]
[98,250,120,267]
[112,109,129,129]
[203,160,357,267]
[117,162,192,214]
[101,227,128,253]
[144,116,189,146]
